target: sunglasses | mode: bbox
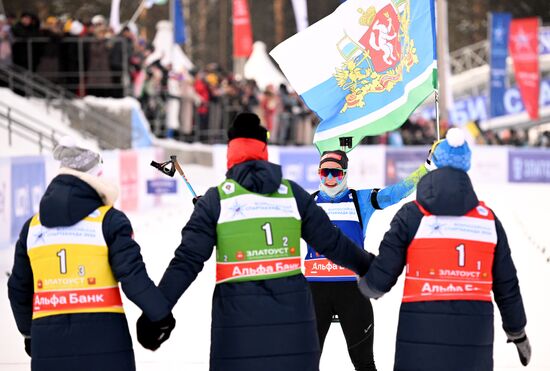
[319,168,346,180]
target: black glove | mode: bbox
[192,195,202,205]
[24,337,31,357]
[506,330,531,366]
[136,312,176,351]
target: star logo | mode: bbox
[228,200,246,218]
[222,182,235,195]
[427,218,444,235]
[511,27,533,52]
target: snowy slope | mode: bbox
[1,164,549,371]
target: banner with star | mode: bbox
[489,12,512,118]
[509,17,540,120]
[270,0,437,153]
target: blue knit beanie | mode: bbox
[433,128,471,172]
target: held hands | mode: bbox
[136,312,176,351]
[506,330,531,366]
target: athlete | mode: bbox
[305,147,430,371]
[359,128,530,370]
[8,137,175,371]
[137,113,374,371]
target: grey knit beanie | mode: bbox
[53,136,102,175]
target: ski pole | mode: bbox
[170,155,198,198]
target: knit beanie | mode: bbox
[227,112,268,143]
[319,150,348,169]
[53,136,103,176]
[433,128,471,172]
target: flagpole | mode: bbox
[435,0,449,126]
[434,90,440,140]
[129,0,148,25]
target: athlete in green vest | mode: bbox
[136,112,374,371]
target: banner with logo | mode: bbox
[10,157,46,242]
[509,17,540,120]
[232,0,253,57]
[489,12,511,118]
[385,148,425,185]
[279,148,320,191]
[509,150,550,183]
[271,0,437,153]
[0,158,11,250]
[120,150,139,212]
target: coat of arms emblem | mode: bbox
[334,0,418,112]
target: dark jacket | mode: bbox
[361,167,527,371]
[8,173,170,371]
[159,160,373,371]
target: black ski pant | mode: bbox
[309,281,376,371]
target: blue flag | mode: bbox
[271,0,437,153]
[489,12,511,118]
[173,0,186,44]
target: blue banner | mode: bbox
[489,12,511,118]
[10,157,46,242]
[420,77,550,125]
[147,179,178,195]
[279,149,320,191]
[173,0,186,44]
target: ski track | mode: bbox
[1,165,549,370]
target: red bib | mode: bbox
[402,201,497,303]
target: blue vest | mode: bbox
[305,189,364,282]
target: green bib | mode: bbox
[215,179,302,283]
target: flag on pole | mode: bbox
[489,12,512,118]
[270,0,437,153]
[233,0,253,57]
[509,17,540,120]
[173,0,186,44]
[110,0,121,33]
[291,0,309,33]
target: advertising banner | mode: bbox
[0,158,11,250]
[119,150,139,212]
[385,148,426,185]
[232,0,253,57]
[489,12,512,118]
[509,150,550,183]
[509,18,540,120]
[279,148,320,191]
[10,156,45,242]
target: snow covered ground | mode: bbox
[1,164,549,371]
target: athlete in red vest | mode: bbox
[358,128,530,371]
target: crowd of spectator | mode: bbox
[1,12,549,147]
[1,11,135,97]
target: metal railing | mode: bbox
[0,63,130,149]
[450,40,489,75]
[10,36,130,97]
[0,100,61,153]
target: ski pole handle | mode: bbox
[172,158,198,198]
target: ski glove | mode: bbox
[506,329,531,366]
[137,312,176,351]
[24,337,31,357]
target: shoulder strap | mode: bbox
[370,188,382,210]
[349,189,364,230]
[312,190,320,199]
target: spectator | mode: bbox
[0,14,12,65]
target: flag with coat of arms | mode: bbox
[270,0,437,153]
